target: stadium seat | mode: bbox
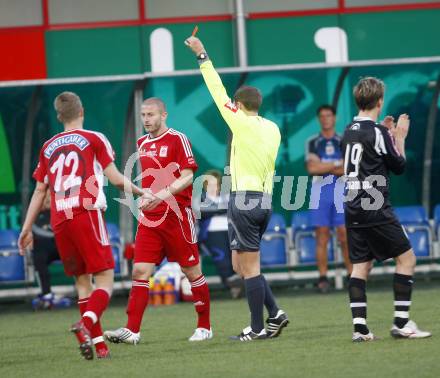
[0,229,25,282]
[106,222,121,243]
[267,213,286,232]
[290,210,336,264]
[434,204,440,239]
[394,206,432,258]
[404,228,430,257]
[290,211,314,247]
[260,213,288,266]
[106,223,122,274]
[112,246,121,274]
[296,233,334,264]
[394,206,429,226]
[291,211,314,234]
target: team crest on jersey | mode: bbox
[224,100,238,113]
[159,146,168,157]
[325,142,335,156]
[44,134,89,158]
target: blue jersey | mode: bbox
[306,133,342,165]
[306,133,345,223]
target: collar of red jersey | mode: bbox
[139,128,171,151]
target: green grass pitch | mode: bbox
[1,286,439,378]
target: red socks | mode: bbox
[126,280,150,333]
[81,289,110,332]
[77,295,108,352]
[190,275,211,330]
[123,276,209,333]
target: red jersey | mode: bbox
[137,128,198,216]
[33,129,115,230]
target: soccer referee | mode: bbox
[185,36,289,341]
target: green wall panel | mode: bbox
[247,15,338,65]
[342,9,440,60]
[44,10,440,77]
[141,21,235,72]
[45,27,142,78]
[247,9,440,65]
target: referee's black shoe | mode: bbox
[229,326,268,341]
[266,310,289,338]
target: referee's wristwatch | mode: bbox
[197,52,209,64]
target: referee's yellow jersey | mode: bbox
[200,60,281,194]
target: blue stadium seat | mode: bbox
[291,211,314,248]
[394,206,432,257]
[290,210,336,264]
[405,228,430,257]
[296,233,334,264]
[394,206,429,226]
[260,213,287,266]
[0,230,25,282]
[434,204,440,239]
[112,246,121,274]
[267,213,286,232]
[106,223,122,274]
[0,229,19,248]
[106,223,120,243]
[291,211,314,235]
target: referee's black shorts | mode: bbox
[227,191,272,252]
[347,220,412,264]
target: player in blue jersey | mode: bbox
[306,105,352,292]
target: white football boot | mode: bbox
[188,328,213,341]
[104,327,140,345]
[352,332,378,342]
[390,320,431,339]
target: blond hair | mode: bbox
[142,97,166,113]
[54,91,83,124]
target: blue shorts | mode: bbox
[309,182,345,228]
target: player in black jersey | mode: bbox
[341,77,431,342]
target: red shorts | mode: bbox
[134,207,199,267]
[54,210,115,276]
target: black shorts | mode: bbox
[347,220,412,263]
[227,191,272,252]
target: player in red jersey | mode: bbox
[18,92,145,360]
[104,97,212,343]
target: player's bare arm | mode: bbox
[139,168,194,211]
[18,181,48,255]
[330,162,344,176]
[104,162,145,197]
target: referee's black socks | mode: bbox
[244,275,265,333]
[348,277,369,335]
[261,275,279,318]
[393,273,413,329]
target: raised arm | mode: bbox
[379,114,408,175]
[184,36,247,133]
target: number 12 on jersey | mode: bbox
[344,143,363,178]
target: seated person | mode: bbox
[195,170,242,298]
[31,190,72,309]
